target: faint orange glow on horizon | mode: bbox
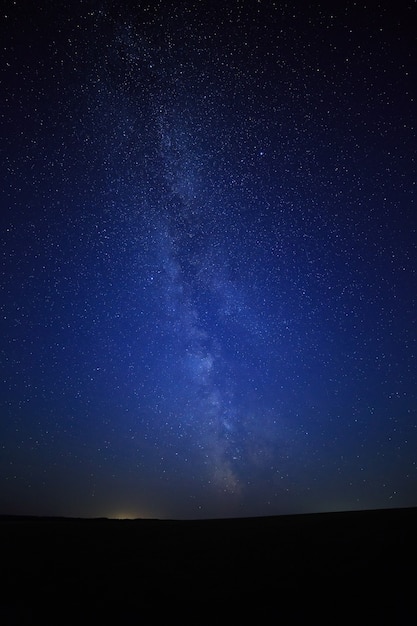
[106,508,156,520]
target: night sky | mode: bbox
[1,0,416,520]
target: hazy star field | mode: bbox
[1,1,416,519]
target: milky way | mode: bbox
[1,1,416,518]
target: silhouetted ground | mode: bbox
[1,507,416,624]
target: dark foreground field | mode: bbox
[1,507,416,624]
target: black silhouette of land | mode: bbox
[1,507,415,624]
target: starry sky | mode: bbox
[1,0,416,520]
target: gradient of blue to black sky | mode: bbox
[1,0,416,520]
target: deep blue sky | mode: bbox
[1,0,416,519]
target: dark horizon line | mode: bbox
[1,504,416,523]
